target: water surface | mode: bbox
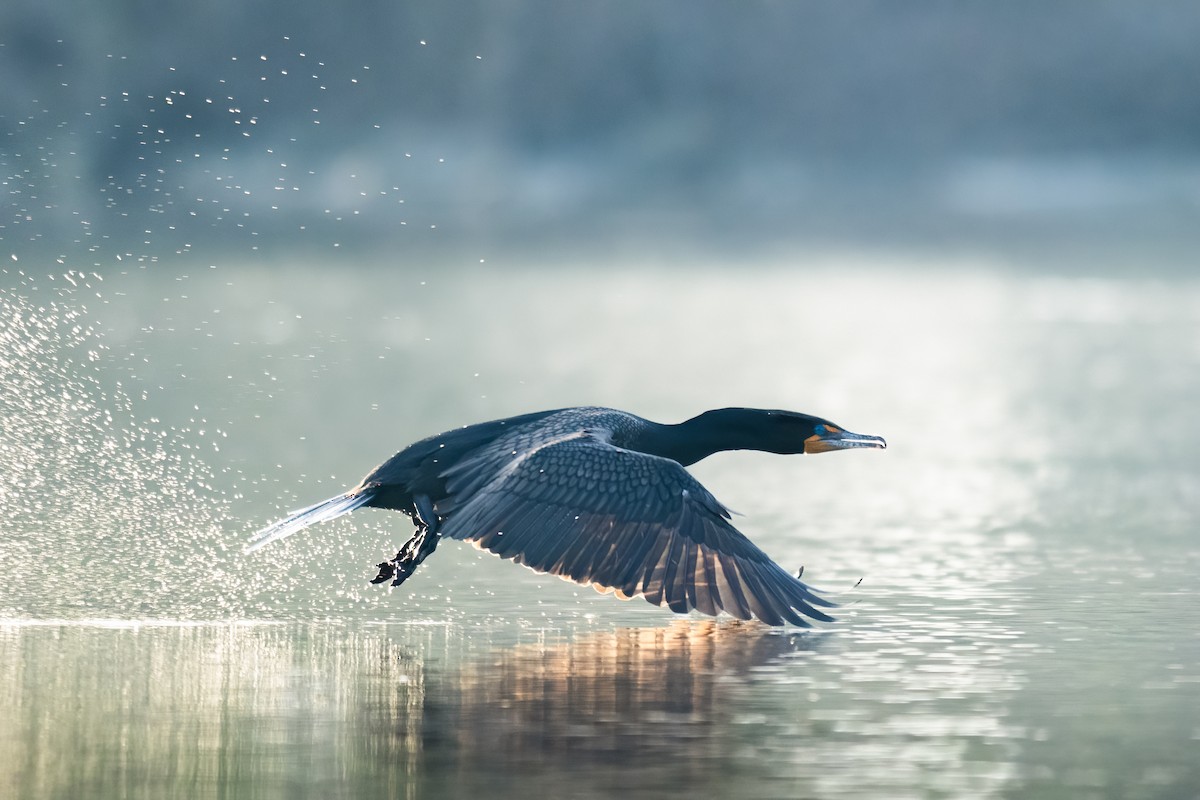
[2,258,1197,798]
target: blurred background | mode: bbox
[4,0,1199,266]
[3,4,1199,799]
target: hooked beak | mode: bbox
[804,426,888,454]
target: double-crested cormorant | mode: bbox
[247,407,885,626]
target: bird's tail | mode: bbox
[244,489,375,553]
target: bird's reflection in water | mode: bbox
[0,621,818,800]
[385,620,820,796]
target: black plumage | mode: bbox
[247,406,885,626]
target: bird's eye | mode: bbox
[814,424,827,436]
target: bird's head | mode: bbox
[692,408,887,456]
[741,409,887,455]
[799,416,888,454]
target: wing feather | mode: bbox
[695,550,720,616]
[438,433,835,626]
[659,531,689,613]
[715,555,753,620]
[512,505,567,567]
[615,517,672,595]
[486,501,543,558]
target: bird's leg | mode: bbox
[370,495,442,588]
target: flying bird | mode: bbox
[247,406,885,626]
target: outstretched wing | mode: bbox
[438,433,835,626]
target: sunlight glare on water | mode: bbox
[2,257,1199,799]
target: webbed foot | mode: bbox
[370,524,441,588]
[370,560,396,584]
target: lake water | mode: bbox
[2,254,1198,799]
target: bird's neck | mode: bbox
[636,408,787,467]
